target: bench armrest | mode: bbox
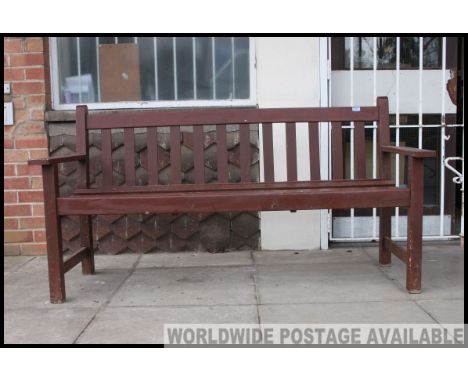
[381,145,436,158]
[28,154,86,166]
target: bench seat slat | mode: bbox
[58,186,410,215]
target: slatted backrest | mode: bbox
[76,97,390,188]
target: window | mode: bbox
[51,37,255,109]
[332,37,443,70]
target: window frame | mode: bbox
[49,37,257,111]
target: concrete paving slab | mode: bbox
[4,307,97,344]
[417,299,464,324]
[4,257,133,309]
[4,256,35,273]
[77,305,259,344]
[256,262,408,304]
[138,251,253,269]
[253,248,369,266]
[92,254,141,269]
[259,301,436,324]
[110,266,257,307]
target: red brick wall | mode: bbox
[4,37,50,256]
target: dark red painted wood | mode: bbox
[286,122,297,181]
[87,106,380,130]
[124,129,136,186]
[381,145,436,158]
[239,124,251,183]
[170,126,182,184]
[308,122,320,180]
[147,127,159,185]
[193,125,205,184]
[63,247,88,273]
[354,122,366,179]
[29,154,86,166]
[331,122,344,180]
[377,97,391,179]
[101,129,113,186]
[262,123,275,182]
[216,124,228,183]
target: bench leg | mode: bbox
[406,158,424,293]
[42,165,66,303]
[379,207,392,266]
[80,215,95,275]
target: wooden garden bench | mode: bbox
[29,97,436,303]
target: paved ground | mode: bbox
[4,242,464,344]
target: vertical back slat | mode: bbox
[170,126,182,184]
[377,97,391,179]
[239,124,251,182]
[262,122,275,182]
[331,121,344,180]
[286,122,297,181]
[147,127,158,185]
[75,106,89,188]
[193,125,205,184]
[124,129,136,186]
[308,122,320,180]
[216,124,228,183]
[354,121,366,179]
[101,129,113,186]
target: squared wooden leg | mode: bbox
[379,207,392,266]
[406,158,424,293]
[80,215,95,275]
[42,165,66,303]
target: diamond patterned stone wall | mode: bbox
[47,119,260,255]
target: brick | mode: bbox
[4,230,33,243]
[25,38,44,53]
[4,191,17,203]
[28,149,49,159]
[4,54,9,67]
[13,97,26,109]
[25,67,45,80]
[16,163,42,176]
[10,53,45,67]
[12,81,45,95]
[4,67,24,81]
[4,177,30,189]
[18,190,44,203]
[4,150,29,163]
[15,122,45,135]
[33,204,45,216]
[4,138,14,149]
[20,243,47,255]
[4,218,19,229]
[4,244,21,256]
[27,94,46,107]
[30,108,45,120]
[33,230,46,242]
[4,39,23,53]
[19,217,45,229]
[5,164,16,176]
[5,204,32,216]
[31,177,43,189]
[15,136,48,149]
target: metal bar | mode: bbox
[212,37,216,99]
[418,37,423,148]
[349,37,355,238]
[96,37,101,102]
[440,37,447,236]
[372,36,377,240]
[173,37,178,100]
[153,37,159,100]
[76,37,82,103]
[231,37,235,99]
[192,37,197,100]
[395,37,401,237]
[330,236,461,242]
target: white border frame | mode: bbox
[49,37,257,110]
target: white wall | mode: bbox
[255,37,322,250]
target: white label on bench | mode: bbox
[352,107,361,112]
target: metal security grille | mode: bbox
[328,36,464,242]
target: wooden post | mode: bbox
[42,165,66,303]
[76,105,95,275]
[407,157,424,293]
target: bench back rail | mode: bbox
[75,97,391,189]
